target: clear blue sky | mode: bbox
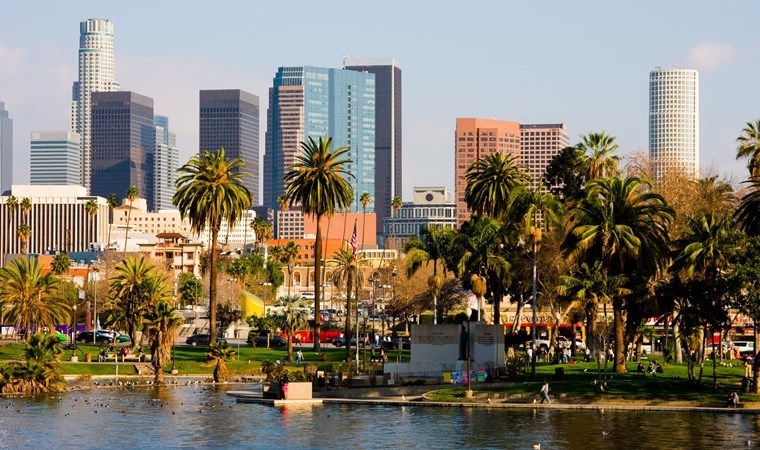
[1,1,758,199]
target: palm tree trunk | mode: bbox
[613,298,627,374]
[313,214,322,352]
[511,293,525,335]
[344,275,353,361]
[209,228,219,344]
[124,203,132,255]
[586,301,598,357]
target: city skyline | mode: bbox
[1,2,759,202]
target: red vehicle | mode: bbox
[281,330,343,344]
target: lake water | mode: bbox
[0,385,758,449]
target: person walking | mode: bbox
[540,380,551,404]
[296,349,303,367]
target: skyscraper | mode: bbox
[520,123,570,186]
[0,102,12,195]
[454,118,520,226]
[90,91,154,210]
[264,66,375,220]
[30,131,81,185]
[649,67,699,178]
[199,90,259,202]
[153,116,178,210]
[70,18,120,192]
[344,58,402,242]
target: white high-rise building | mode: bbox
[70,18,120,192]
[0,102,12,195]
[649,67,699,178]
[153,116,179,211]
[30,131,81,185]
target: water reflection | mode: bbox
[0,387,757,449]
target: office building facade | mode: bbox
[384,186,456,249]
[70,18,120,192]
[264,66,376,219]
[649,67,699,178]
[0,102,12,195]
[199,90,259,202]
[30,131,81,185]
[153,116,178,211]
[90,91,155,210]
[519,123,570,187]
[344,58,402,243]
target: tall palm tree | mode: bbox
[0,257,69,341]
[673,212,734,282]
[737,120,760,177]
[464,152,529,218]
[276,195,288,246]
[251,216,272,256]
[576,132,620,180]
[736,178,760,236]
[173,148,252,345]
[20,197,32,223]
[331,247,364,361]
[405,225,454,324]
[562,176,673,373]
[106,194,119,249]
[123,186,138,255]
[389,196,403,250]
[17,224,32,254]
[274,295,310,360]
[109,256,164,343]
[143,301,183,384]
[283,135,354,351]
[282,241,301,296]
[360,192,371,251]
[207,341,236,383]
[85,199,98,239]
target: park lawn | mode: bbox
[426,359,759,404]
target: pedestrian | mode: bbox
[540,379,551,404]
[296,349,303,367]
[745,359,752,379]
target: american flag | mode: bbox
[350,220,358,262]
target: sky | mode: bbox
[1,1,759,200]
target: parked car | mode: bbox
[555,336,572,349]
[185,334,227,347]
[574,339,587,351]
[734,341,755,357]
[76,330,115,343]
[249,334,286,348]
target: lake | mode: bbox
[0,385,757,449]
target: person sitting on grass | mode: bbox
[637,362,645,373]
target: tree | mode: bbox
[122,186,138,254]
[282,135,354,351]
[50,252,71,277]
[360,192,371,251]
[0,333,65,394]
[85,199,98,236]
[143,301,182,384]
[247,314,278,348]
[737,119,760,177]
[174,148,252,345]
[544,146,587,201]
[20,197,32,222]
[728,235,760,393]
[106,193,119,248]
[465,152,529,218]
[109,256,166,343]
[274,295,309,360]
[207,341,236,383]
[281,241,301,296]
[736,178,760,236]
[251,216,272,256]
[177,273,203,309]
[0,257,69,340]
[390,196,402,249]
[576,132,620,180]
[16,224,32,254]
[331,247,362,361]
[563,177,673,373]
[405,225,454,324]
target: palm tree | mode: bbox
[464,152,529,218]
[17,224,31,254]
[360,192,371,251]
[51,252,72,277]
[123,186,138,255]
[736,178,760,236]
[405,226,454,324]
[207,341,236,383]
[274,295,310,360]
[0,257,69,340]
[20,197,32,223]
[251,216,272,256]
[389,196,403,250]
[109,256,164,343]
[276,195,288,246]
[331,248,363,361]
[673,212,734,282]
[282,241,301,296]
[106,193,119,249]
[282,135,354,351]
[562,176,673,373]
[85,199,98,238]
[173,148,252,345]
[0,333,65,394]
[576,132,620,180]
[143,301,183,384]
[737,120,760,177]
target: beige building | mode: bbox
[520,123,570,188]
[137,232,203,278]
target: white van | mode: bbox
[734,341,755,356]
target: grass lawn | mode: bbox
[425,358,759,405]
